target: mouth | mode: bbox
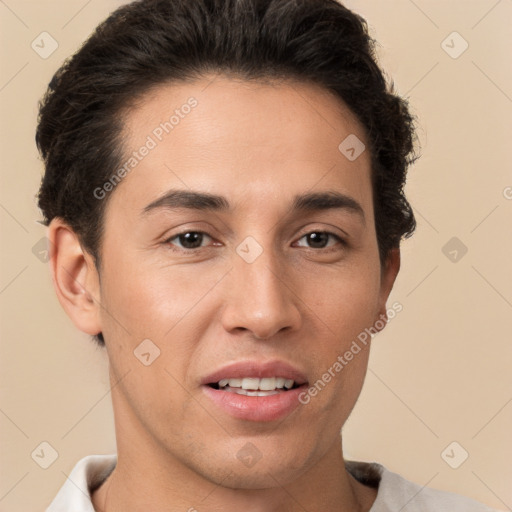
[207,376,301,396]
[201,361,309,422]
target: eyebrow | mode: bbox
[142,189,365,222]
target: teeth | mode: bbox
[241,378,260,390]
[259,377,276,390]
[225,388,280,396]
[275,377,285,388]
[216,377,296,391]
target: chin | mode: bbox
[208,463,305,491]
[194,443,313,490]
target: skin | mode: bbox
[49,74,400,512]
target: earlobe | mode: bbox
[48,218,102,336]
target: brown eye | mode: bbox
[166,231,212,250]
[295,231,344,249]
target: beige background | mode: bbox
[1,0,511,510]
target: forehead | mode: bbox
[108,75,372,216]
[124,75,364,151]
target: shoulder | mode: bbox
[346,460,501,512]
[46,454,117,512]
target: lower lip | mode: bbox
[202,385,307,422]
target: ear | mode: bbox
[47,218,102,336]
[375,247,401,330]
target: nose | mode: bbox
[220,247,302,340]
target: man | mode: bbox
[37,0,498,510]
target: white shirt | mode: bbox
[46,454,500,511]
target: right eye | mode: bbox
[164,231,215,251]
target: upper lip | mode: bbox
[201,360,309,386]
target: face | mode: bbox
[87,76,398,488]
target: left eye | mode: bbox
[166,231,213,250]
[295,231,343,249]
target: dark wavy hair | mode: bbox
[36,0,417,345]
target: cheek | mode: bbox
[304,262,381,339]
[97,257,204,441]
[298,261,381,405]
[97,251,229,410]
[99,249,221,340]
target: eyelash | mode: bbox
[163,230,346,253]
